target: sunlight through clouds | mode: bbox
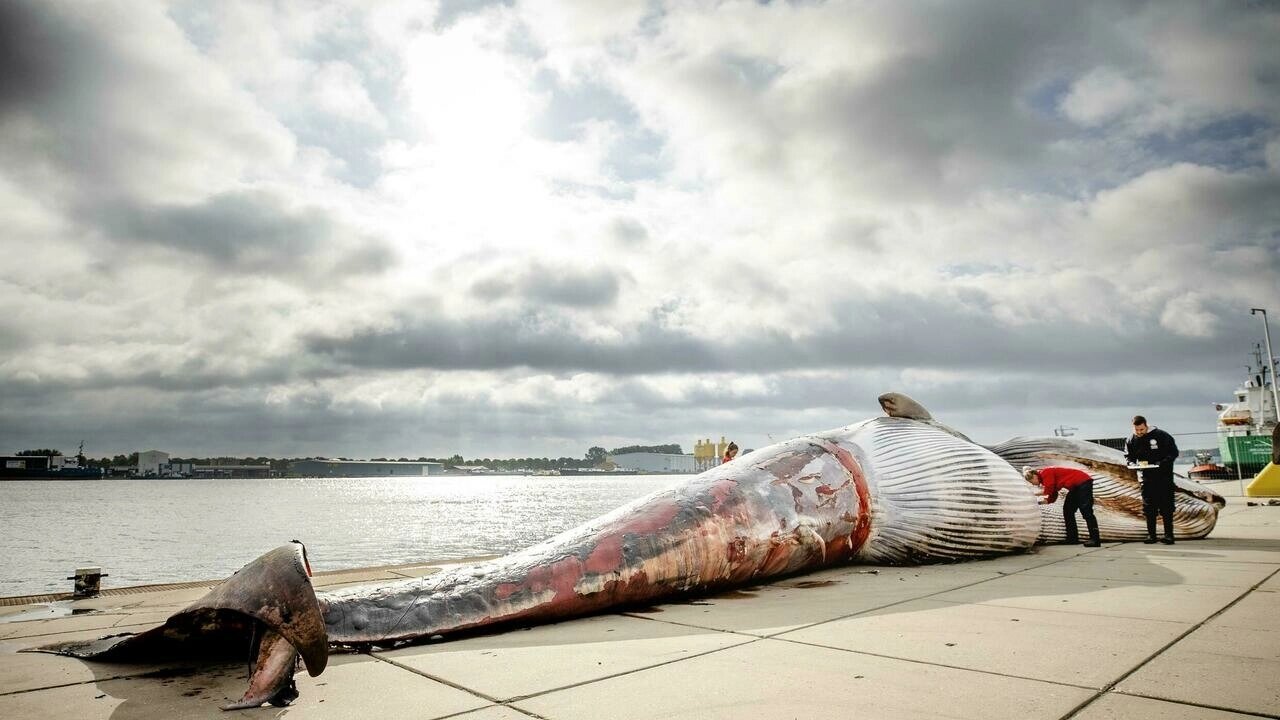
[0,0,1277,457]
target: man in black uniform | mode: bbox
[1124,415,1179,544]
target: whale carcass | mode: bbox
[876,392,1225,542]
[34,397,1222,709]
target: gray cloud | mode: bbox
[304,289,1262,377]
[91,190,395,278]
[0,0,293,203]
[0,1,1276,460]
[306,308,714,374]
[469,263,622,308]
[0,0,70,113]
[609,217,649,247]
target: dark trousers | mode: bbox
[1141,474,1176,539]
[1063,482,1100,544]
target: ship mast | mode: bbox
[1252,308,1280,430]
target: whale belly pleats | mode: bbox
[839,419,1040,564]
[985,437,1222,541]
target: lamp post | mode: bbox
[1251,308,1280,429]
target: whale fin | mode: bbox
[878,392,933,420]
[29,542,328,710]
[877,392,974,443]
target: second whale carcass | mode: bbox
[876,391,1227,543]
[39,410,1042,708]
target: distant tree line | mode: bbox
[608,444,684,455]
[18,443,687,473]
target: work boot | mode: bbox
[1143,536,1158,544]
[1064,536,1079,545]
[1160,536,1175,545]
[1084,518,1101,548]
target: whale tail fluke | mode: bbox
[28,542,328,710]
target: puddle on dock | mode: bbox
[0,602,100,623]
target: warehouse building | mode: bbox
[192,463,271,479]
[608,452,696,473]
[136,450,170,476]
[287,459,444,477]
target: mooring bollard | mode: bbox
[66,567,108,598]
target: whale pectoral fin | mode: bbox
[28,543,328,705]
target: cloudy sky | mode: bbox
[2,0,1278,460]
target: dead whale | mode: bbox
[875,392,1224,542]
[36,412,1040,708]
[35,395,1223,709]
[985,435,1225,542]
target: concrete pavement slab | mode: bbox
[1073,692,1260,719]
[379,613,753,702]
[0,645,165,697]
[1102,539,1280,564]
[956,544,1114,573]
[513,637,1093,720]
[622,563,1001,637]
[1207,589,1280,629]
[930,572,1245,623]
[0,614,163,640]
[109,610,183,629]
[1256,566,1280,592]
[0,610,151,640]
[452,705,542,719]
[776,598,1189,689]
[0,654,491,720]
[0,626,203,695]
[1020,556,1279,588]
[1117,623,1280,716]
[0,663,253,720]
[310,569,416,589]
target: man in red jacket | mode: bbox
[1023,465,1102,547]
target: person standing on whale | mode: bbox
[1022,466,1101,547]
[1124,415,1179,544]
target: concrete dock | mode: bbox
[1,498,1277,719]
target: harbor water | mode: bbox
[0,475,679,598]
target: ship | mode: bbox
[1214,345,1277,475]
[1,450,103,480]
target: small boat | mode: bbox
[1188,451,1232,482]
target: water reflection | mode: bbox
[0,475,679,596]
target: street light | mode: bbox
[1250,308,1280,427]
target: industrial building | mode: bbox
[609,452,695,473]
[136,450,170,476]
[287,459,444,477]
[192,463,271,479]
[693,437,732,471]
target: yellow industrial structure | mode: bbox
[1246,462,1280,496]
[693,437,730,472]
